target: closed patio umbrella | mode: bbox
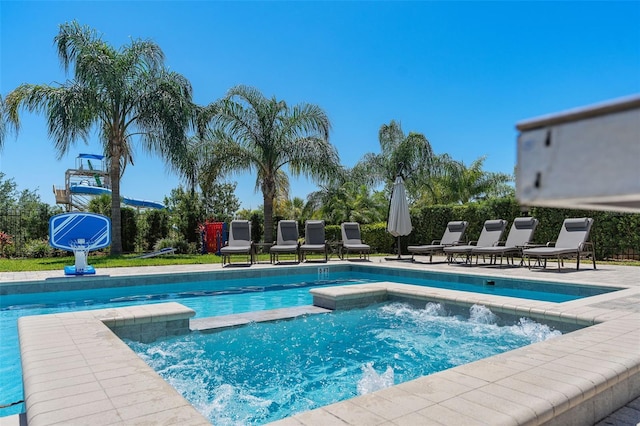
[386,175,413,260]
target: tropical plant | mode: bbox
[194,85,342,243]
[23,239,54,258]
[274,196,306,222]
[4,21,196,254]
[306,180,387,224]
[87,193,112,216]
[353,120,448,204]
[0,231,13,257]
[421,156,514,205]
[0,95,7,149]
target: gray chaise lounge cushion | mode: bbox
[522,217,596,270]
[300,220,328,261]
[408,221,468,253]
[443,219,507,262]
[473,217,539,255]
[270,220,300,264]
[220,220,252,253]
[220,220,253,265]
[341,222,370,258]
[270,220,299,253]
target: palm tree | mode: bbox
[353,120,444,203]
[4,21,195,254]
[0,95,7,149]
[306,179,387,224]
[196,85,341,244]
[423,156,514,204]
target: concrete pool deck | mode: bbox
[1,256,639,425]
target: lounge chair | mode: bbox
[220,220,253,266]
[523,217,596,271]
[444,219,507,264]
[407,221,468,262]
[270,220,300,264]
[300,220,328,262]
[340,222,370,260]
[471,217,539,266]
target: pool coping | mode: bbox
[11,260,640,425]
[17,303,211,425]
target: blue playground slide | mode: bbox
[70,185,164,209]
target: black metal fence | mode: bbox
[0,208,52,256]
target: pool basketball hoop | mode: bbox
[49,213,111,275]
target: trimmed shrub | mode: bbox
[23,239,54,258]
[361,222,396,253]
[121,207,138,253]
[325,225,341,242]
[140,209,170,251]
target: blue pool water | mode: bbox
[128,302,562,425]
[0,268,617,417]
[0,276,361,416]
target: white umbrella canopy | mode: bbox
[386,175,412,260]
[387,176,413,237]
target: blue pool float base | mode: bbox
[64,265,96,275]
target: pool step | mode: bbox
[190,305,332,332]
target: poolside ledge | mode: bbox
[18,303,208,425]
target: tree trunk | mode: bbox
[263,192,274,244]
[262,177,276,244]
[109,150,123,255]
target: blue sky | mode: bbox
[1,1,639,210]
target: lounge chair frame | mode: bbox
[300,220,328,262]
[523,217,596,271]
[220,220,254,266]
[444,219,508,265]
[407,221,469,263]
[270,220,300,264]
[340,222,371,260]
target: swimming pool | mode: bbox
[128,301,563,425]
[0,265,621,417]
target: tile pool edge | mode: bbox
[18,303,210,425]
[12,262,640,425]
[17,285,639,426]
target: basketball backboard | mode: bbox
[49,212,111,251]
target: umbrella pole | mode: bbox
[386,236,412,261]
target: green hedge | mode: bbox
[407,198,639,260]
[341,198,640,259]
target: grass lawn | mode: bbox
[0,252,338,272]
[1,252,638,272]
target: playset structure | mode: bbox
[54,153,164,211]
[200,222,228,255]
